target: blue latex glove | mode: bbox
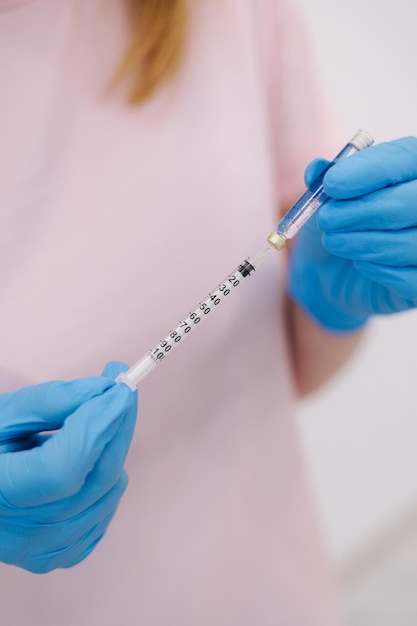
[288,136,417,332]
[0,362,137,574]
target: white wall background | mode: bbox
[293,0,417,566]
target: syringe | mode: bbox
[116,248,270,390]
[117,130,373,390]
[267,129,374,251]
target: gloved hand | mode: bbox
[288,136,417,332]
[0,362,137,574]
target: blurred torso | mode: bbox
[0,1,341,624]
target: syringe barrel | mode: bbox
[274,130,374,245]
[116,356,157,390]
[116,250,270,390]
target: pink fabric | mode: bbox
[0,0,36,12]
[0,0,342,624]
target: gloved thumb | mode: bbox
[101,361,130,380]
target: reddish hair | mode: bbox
[116,0,188,103]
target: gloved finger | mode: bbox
[353,262,417,304]
[29,510,116,574]
[0,472,127,571]
[322,229,417,267]
[0,384,135,508]
[0,433,43,454]
[31,386,137,523]
[101,361,130,380]
[46,471,127,546]
[0,363,131,448]
[324,137,417,199]
[304,158,332,188]
[65,391,137,515]
[0,377,115,444]
[318,180,417,233]
[40,475,127,572]
[59,509,117,570]
[60,521,109,569]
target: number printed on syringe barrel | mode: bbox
[152,260,251,361]
[116,248,270,390]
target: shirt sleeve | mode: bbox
[265,0,343,209]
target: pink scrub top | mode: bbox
[0,0,342,624]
